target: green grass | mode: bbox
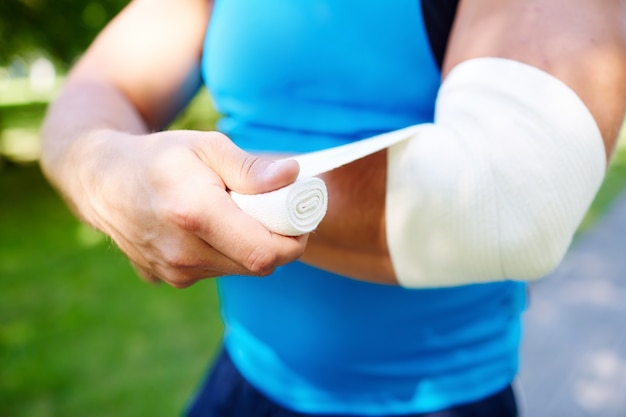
[1,78,626,416]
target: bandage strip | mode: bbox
[229,125,422,236]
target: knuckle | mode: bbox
[211,131,230,144]
[243,247,278,276]
[155,245,204,288]
[169,278,196,289]
[290,235,308,257]
[204,130,226,143]
[163,270,197,289]
[239,155,262,182]
[293,241,307,259]
[165,205,204,234]
[161,248,196,270]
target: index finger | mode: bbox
[178,182,308,276]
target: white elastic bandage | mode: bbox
[387,58,606,287]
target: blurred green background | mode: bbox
[1,1,626,416]
[1,2,224,416]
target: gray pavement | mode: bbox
[519,191,626,417]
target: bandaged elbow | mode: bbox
[386,58,606,288]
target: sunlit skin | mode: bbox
[41,0,626,287]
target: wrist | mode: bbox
[56,129,137,229]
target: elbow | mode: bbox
[388,201,579,288]
[497,212,576,281]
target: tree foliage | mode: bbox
[0,0,129,67]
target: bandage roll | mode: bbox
[230,177,328,236]
[230,126,420,236]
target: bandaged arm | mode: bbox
[302,0,626,287]
[386,57,605,287]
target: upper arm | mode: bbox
[68,0,213,129]
[443,0,626,160]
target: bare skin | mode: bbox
[41,0,626,287]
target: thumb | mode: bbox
[204,132,300,195]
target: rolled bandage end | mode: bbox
[230,177,328,236]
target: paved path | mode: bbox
[519,191,626,417]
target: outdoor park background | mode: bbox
[2,2,223,416]
[1,2,626,416]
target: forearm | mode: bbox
[301,151,395,284]
[40,81,149,222]
[41,0,208,223]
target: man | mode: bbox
[41,0,626,415]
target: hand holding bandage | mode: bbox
[232,58,606,288]
[230,125,421,237]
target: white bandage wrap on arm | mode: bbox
[386,57,606,288]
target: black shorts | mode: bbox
[185,348,518,417]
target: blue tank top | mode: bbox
[201,1,527,414]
